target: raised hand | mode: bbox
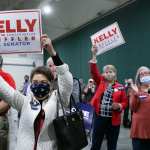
[41,34,56,56]
[91,45,97,56]
[128,78,138,93]
[90,45,98,62]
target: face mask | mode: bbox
[140,76,150,84]
[30,82,50,99]
[25,79,28,82]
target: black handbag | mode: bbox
[53,92,88,150]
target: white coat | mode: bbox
[0,64,73,150]
[7,107,19,150]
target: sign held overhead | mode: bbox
[90,22,125,55]
[0,9,42,54]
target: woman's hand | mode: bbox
[128,79,139,93]
[91,45,97,60]
[112,102,121,111]
[41,34,56,56]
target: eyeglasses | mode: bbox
[139,71,150,77]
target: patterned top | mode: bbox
[100,85,113,117]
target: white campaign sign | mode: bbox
[0,9,42,54]
[90,22,125,55]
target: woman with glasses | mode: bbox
[129,66,150,150]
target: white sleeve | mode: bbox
[0,76,25,112]
[56,63,73,107]
[26,83,31,96]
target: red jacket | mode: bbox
[0,69,16,115]
[90,63,127,126]
[130,91,150,139]
[0,69,16,89]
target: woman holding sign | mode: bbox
[89,45,127,150]
[0,34,73,150]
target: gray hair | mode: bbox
[103,65,117,73]
[135,66,150,86]
[46,57,54,66]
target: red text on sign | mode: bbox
[0,19,37,33]
[93,27,117,44]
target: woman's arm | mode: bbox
[129,90,140,112]
[118,89,128,111]
[0,76,25,112]
[127,79,140,112]
[41,34,73,107]
[89,45,103,85]
[56,64,73,107]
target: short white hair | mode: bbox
[46,57,54,66]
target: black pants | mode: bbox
[132,138,150,150]
[91,115,120,150]
[123,99,131,128]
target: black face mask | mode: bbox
[25,79,29,82]
[30,82,50,99]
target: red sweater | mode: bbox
[130,90,150,139]
[90,63,127,126]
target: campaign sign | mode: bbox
[0,9,42,54]
[90,22,125,55]
[77,103,94,131]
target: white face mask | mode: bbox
[140,76,150,84]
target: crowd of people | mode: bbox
[0,35,150,150]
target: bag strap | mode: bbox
[72,77,82,102]
[57,89,81,116]
[56,89,67,117]
[69,94,80,113]
[56,89,83,126]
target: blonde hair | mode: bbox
[103,65,117,74]
[103,65,117,80]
